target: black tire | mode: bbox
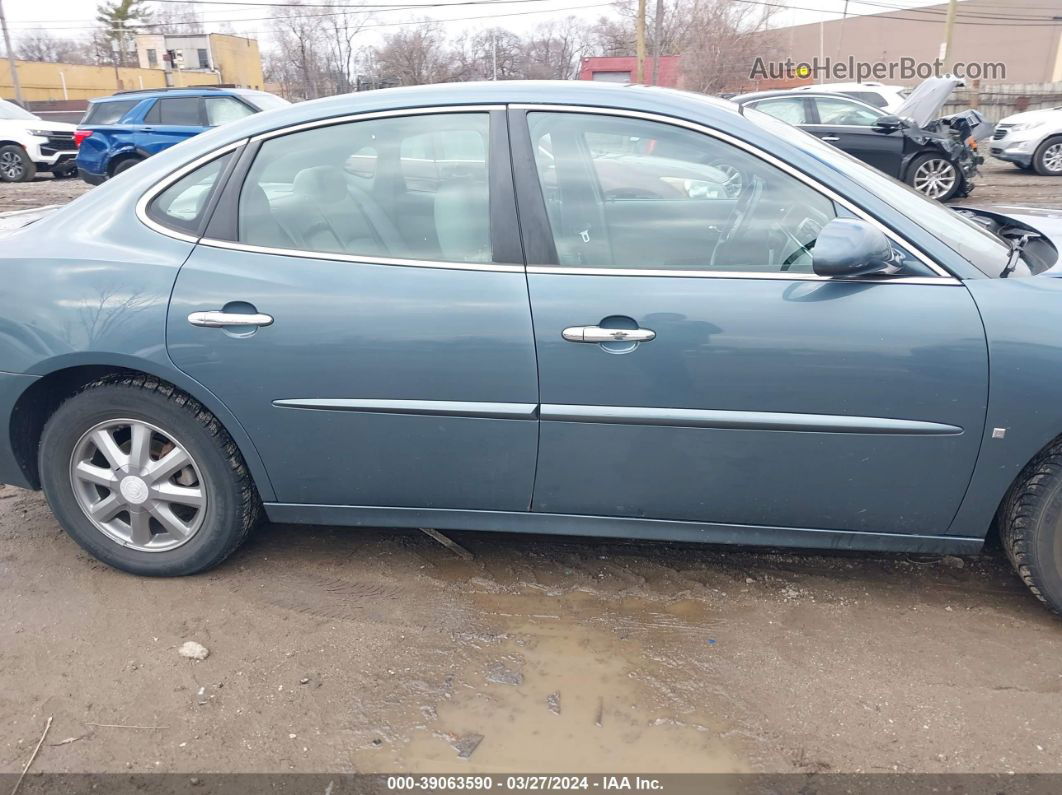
[111,156,143,177]
[0,144,36,183]
[905,153,962,202]
[1000,440,1062,614]
[39,374,260,576]
[1033,135,1062,177]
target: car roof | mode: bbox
[731,90,883,111]
[794,82,902,91]
[177,81,742,139]
[90,87,248,104]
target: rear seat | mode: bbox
[269,166,404,256]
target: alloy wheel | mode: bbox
[1043,143,1062,173]
[912,159,957,200]
[69,419,207,552]
[0,150,25,181]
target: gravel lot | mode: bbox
[2,159,1062,776]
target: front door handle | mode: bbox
[188,310,274,328]
[819,135,841,142]
[562,326,655,343]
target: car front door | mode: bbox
[804,96,904,177]
[513,108,988,538]
[164,108,540,510]
[139,97,206,155]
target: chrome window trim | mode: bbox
[248,103,505,142]
[136,102,959,283]
[136,106,512,271]
[198,237,524,273]
[512,103,958,282]
[525,266,952,285]
[135,138,247,243]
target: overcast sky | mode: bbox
[1,0,940,49]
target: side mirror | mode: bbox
[873,114,905,132]
[812,218,895,278]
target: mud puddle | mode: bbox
[358,582,746,772]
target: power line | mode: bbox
[12,0,614,32]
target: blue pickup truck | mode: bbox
[75,86,287,184]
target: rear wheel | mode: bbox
[39,375,260,576]
[111,156,143,177]
[906,154,960,201]
[0,144,35,182]
[1033,136,1062,176]
[1001,440,1062,614]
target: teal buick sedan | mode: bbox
[2,81,1062,613]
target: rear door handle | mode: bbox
[562,326,655,343]
[819,135,841,142]
[188,310,274,328]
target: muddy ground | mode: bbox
[2,159,1062,777]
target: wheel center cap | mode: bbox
[119,476,149,505]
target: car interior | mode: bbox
[237,113,492,264]
[527,112,839,273]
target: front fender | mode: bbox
[952,276,1062,534]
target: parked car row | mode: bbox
[731,78,992,202]
[0,87,287,184]
[734,78,1062,192]
[0,98,78,182]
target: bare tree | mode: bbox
[146,4,203,35]
[17,29,94,64]
[266,1,369,99]
[589,0,781,92]
[522,18,592,80]
[451,27,523,81]
[374,22,456,86]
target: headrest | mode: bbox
[293,166,349,204]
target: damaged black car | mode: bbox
[731,77,990,202]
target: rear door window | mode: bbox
[236,112,492,264]
[745,97,810,125]
[156,97,204,126]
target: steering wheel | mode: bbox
[779,205,833,271]
[719,174,764,246]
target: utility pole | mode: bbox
[635,0,647,84]
[651,0,664,85]
[940,0,958,74]
[0,0,24,106]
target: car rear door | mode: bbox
[139,97,206,155]
[803,96,904,177]
[512,107,988,538]
[163,107,540,511]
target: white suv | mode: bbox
[0,99,79,183]
[792,82,909,112]
[991,107,1062,175]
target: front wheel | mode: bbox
[1001,440,1062,614]
[39,375,260,576]
[0,144,35,182]
[1033,136,1062,176]
[906,154,961,202]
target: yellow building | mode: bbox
[134,33,265,90]
[1,34,264,103]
